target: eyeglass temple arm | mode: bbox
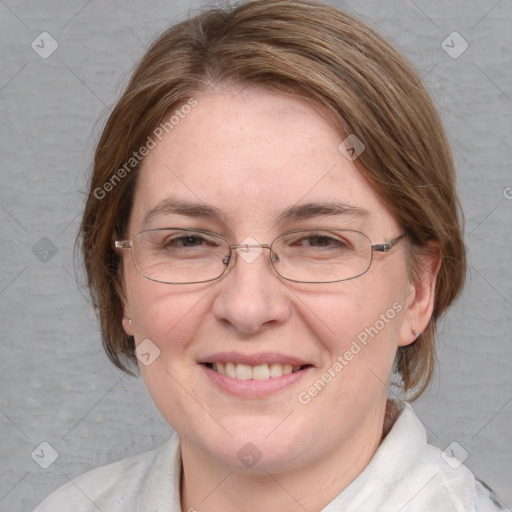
[372,232,409,253]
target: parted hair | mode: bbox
[79,0,466,399]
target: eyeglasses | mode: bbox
[114,228,408,285]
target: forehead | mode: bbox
[130,87,396,235]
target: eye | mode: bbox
[291,234,350,249]
[300,235,339,247]
[144,230,223,251]
[164,234,209,247]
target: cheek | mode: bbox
[297,299,404,423]
[125,276,212,357]
[304,280,406,372]
[123,281,223,438]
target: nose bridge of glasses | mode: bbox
[228,242,273,266]
[230,243,272,251]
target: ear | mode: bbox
[399,242,442,347]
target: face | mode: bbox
[119,86,421,474]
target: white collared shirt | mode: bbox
[33,402,507,511]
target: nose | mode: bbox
[211,244,291,335]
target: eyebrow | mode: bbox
[141,198,226,229]
[141,198,369,229]
[275,201,370,224]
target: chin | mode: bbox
[214,440,309,475]
[187,418,314,473]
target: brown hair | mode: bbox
[79,0,466,399]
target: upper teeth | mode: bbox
[211,362,303,380]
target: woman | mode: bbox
[34,0,507,510]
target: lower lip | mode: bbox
[201,364,312,398]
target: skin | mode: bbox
[119,85,439,512]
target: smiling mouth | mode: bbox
[203,362,312,380]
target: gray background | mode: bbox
[0,0,511,510]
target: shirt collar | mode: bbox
[138,401,475,512]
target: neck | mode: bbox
[180,400,400,512]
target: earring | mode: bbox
[123,317,132,324]
[413,329,420,338]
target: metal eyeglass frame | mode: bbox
[114,228,409,285]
